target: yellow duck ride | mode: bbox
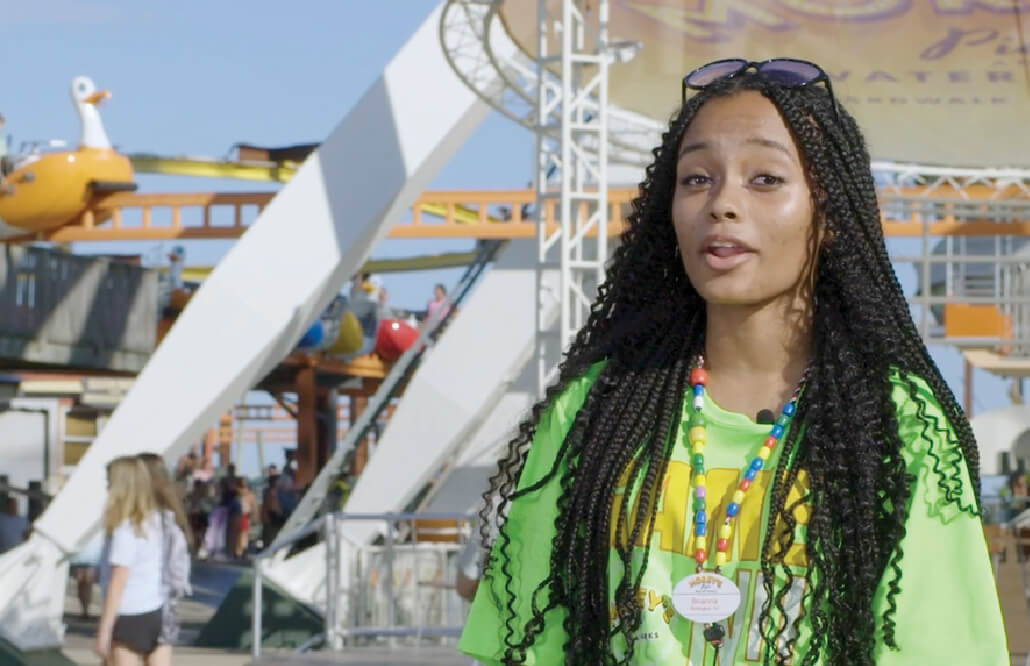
[0,75,136,239]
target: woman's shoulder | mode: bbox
[110,511,161,537]
[886,368,953,434]
[517,361,608,483]
[886,367,978,516]
[543,360,607,425]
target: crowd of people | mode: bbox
[172,452,304,562]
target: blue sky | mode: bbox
[0,0,534,310]
[0,1,1014,472]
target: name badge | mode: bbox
[671,573,741,623]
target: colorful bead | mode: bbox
[686,356,801,577]
[689,368,708,386]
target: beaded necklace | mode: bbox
[670,354,803,660]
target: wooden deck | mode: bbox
[988,526,1030,660]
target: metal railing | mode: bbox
[252,511,475,660]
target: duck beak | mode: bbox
[84,90,111,106]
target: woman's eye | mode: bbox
[680,174,710,187]
[753,174,784,187]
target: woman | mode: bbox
[1003,471,1029,522]
[261,474,284,548]
[138,453,192,550]
[138,452,192,646]
[235,477,258,558]
[426,283,450,322]
[458,60,1007,665]
[95,456,168,665]
[69,532,104,619]
[186,479,214,553]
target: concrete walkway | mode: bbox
[62,640,468,666]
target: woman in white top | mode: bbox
[95,456,170,666]
[138,452,192,647]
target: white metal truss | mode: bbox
[532,0,609,393]
[440,0,660,168]
[440,0,1030,368]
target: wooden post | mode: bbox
[218,411,233,469]
[255,430,266,477]
[203,428,217,471]
[295,365,318,487]
[316,388,337,470]
[350,396,369,475]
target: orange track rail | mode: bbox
[16,186,1030,242]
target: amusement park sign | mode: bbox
[500,0,1030,167]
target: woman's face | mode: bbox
[672,90,817,308]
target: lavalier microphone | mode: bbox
[755,409,776,425]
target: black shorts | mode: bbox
[112,608,162,655]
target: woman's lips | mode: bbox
[703,245,754,270]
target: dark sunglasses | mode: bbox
[681,58,841,124]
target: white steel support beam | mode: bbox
[535,0,609,394]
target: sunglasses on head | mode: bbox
[681,58,841,124]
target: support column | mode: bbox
[217,411,233,469]
[295,365,318,487]
[317,388,337,470]
[534,0,609,395]
[203,428,216,471]
[350,395,369,475]
[963,358,973,417]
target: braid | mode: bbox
[478,71,978,664]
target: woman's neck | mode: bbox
[702,299,812,420]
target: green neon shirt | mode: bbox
[458,363,1008,664]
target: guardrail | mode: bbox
[251,511,476,659]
